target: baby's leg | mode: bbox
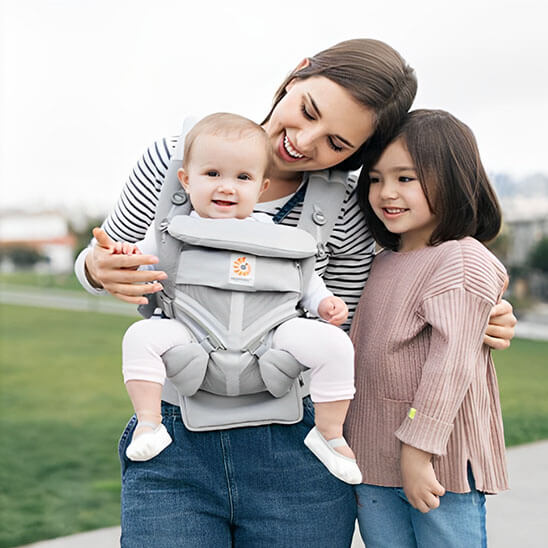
[272,318,361,484]
[122,318,193,461]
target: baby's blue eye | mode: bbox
[238,173,251,181]
[206,170,219,177]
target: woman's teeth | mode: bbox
[284,135,304,159]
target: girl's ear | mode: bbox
[177,168,189,191]
[285,58,311,92]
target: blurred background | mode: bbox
[1,1,547,546]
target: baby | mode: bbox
[98,113,361,484]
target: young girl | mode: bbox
[346,109,509,547]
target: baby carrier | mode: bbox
[139,118,358,431]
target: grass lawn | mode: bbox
[1,303,547,547]
[0,272,83,291]
[0,304,137,548]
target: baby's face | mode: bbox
[178,134,269,219]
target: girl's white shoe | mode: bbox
[304,427,363,484]
[126,423,172,462]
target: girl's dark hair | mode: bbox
[358,109,502,250]
[262,39,417,171]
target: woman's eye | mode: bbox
[301,104,315,121]
[328,137,344,152]
[206,170,219,177]
[238,173,251,181]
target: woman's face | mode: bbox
[263,76,376,176]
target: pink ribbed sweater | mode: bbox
[345,237,509,494]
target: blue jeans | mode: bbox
[354,467,486,548]
[119,398,356,547]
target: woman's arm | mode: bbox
[76,137,177,301]
[319,189,375,331]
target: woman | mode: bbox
[77,39,515,547]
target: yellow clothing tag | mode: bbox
[408,407,417,419]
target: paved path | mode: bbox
[17,440,548,548]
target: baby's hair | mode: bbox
[183,112,272,176]
[358,109,502,250]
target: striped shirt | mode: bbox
[100,137,375,331]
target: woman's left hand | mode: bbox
[484,298,517,350]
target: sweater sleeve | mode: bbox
[395,240,506,455]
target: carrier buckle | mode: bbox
[157,291,175,318]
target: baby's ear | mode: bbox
[260,178,270,194]
[177,168,189,190]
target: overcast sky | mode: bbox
[1,0,547,212]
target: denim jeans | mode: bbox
[118,398,356,547]
[354,467,486,548]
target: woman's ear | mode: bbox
[295,58,311,72]
[285,58,311,92]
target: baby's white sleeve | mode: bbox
[300,271,333,317]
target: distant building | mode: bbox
[505,215,548,266]
[0,210,76,273]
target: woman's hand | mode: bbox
[400,443,445,513]
[484,277,517,350]
[85,228,167,305]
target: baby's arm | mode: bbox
[400,443,445,513]
[301,271,348,325]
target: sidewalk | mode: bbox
[18,440,548,548]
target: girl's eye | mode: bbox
[328,137,344,153]
[238,173,251,181]
[369,175,380,183]
[301,104,315,121]
[206,170,219,177]
[399,176,415,183]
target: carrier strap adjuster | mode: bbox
[157,291,175,319]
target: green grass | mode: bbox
[492,338,548,445]
[0,303,547,547]
[0,304,136,548]
[0,272,83,291]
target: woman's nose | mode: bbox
[295,127,320,153]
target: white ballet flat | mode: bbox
[126,423,172,462]
[304,426,363,485]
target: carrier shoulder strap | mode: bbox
[297,169,358,259]
[138,117,197,318]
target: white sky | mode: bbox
[1,0,547,212]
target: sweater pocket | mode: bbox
[379,398,411,459]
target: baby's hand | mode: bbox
[318,296,348,326]
[93,228,141,256]
[111,241,142,256]
[401,443,445,513]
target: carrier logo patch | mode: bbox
[230,254,255,285]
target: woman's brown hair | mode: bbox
[262,39,417,171]
[358,109,502,250]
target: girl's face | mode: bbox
[263,76,376,176]
[368,138,437,252]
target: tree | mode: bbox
[528,237,548,273]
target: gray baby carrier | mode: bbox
[139,119,358,431]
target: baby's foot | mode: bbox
[304,427,362,484]
[126,422,172,462]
